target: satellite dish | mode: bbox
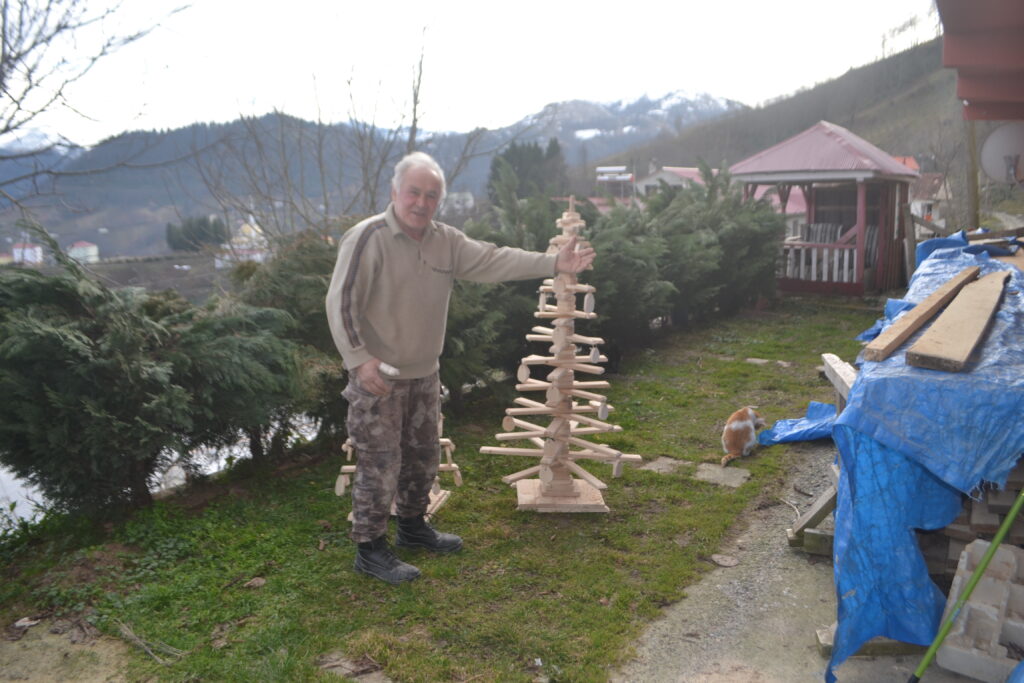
[979,122,1024,185]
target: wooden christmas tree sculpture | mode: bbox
[480,197,640,512]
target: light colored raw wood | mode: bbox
[791,485,837,537]
[535,309,598,320]
[480,446,546,456]
[530,326,605,346]
[539,283,596,294]
[481,197,636,511]
[521,353,609,366]
[566,461,607,490]
[905,270,1010,371]
[862,266,981,361]
[821,353,856,398]
[501,465,542,485]
[515,478,609,512]
[820,353,857,406]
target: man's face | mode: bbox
[392,165,442,234]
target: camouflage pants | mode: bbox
[343,371,440,543]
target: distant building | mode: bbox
[909,172,950,235]
[635,166,706,195]
[215,221,270,269]
[0,252,12,265]
[67,240,100,264]
[12,242,43,265]
[595,165,634,198]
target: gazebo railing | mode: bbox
[780,241,860,283]
[778,224,879,284]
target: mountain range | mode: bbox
[1,37,968,258]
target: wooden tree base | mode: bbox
[514,478,609,513]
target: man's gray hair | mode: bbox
[392,151,447,202]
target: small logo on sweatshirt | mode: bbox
[430,265,453,275]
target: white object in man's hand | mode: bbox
[355,358,392,396]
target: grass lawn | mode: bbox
[0,296,878,682]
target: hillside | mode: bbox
[612,38,967,179]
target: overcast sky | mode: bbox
[34,0,940,147]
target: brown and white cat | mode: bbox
[720,406,767,467]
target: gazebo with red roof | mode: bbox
[730,120,919,295]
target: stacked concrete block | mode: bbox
[935,540,1024,681]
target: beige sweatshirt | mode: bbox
[326,204,557,378]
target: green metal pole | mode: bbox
[908,487,1024,682]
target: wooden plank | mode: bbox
[905,270,1010,371]
[790,485,837,538]
[816,622,927,658]
[966,226,1024,241]
[802,528,834,556]
[862,266,981,362]
[820,353,857,400]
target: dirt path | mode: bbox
[612,441,973,683]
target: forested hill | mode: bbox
[610,37,961,174]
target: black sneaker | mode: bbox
[354,536,421,584]
[396,515,463,553]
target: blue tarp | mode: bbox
[827,247,1024,681]
[758,401,836,445]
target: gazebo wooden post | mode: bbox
[899,181,912,285]
[876,183,891,289]
[856,181,867,285]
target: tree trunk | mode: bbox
[129,457,154,509]
[246,426,266,461]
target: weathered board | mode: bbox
[905,270,1010,372]
[862,266,980,362]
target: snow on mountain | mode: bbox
[511,90,746,166]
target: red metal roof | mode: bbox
[937,0,1024,120]
[729,121,919,182]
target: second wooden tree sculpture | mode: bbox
[480,198,640,512]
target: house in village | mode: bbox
[0,252,12,265]
[12,242,44,265]
[214,220,270,269]
[730,120,919,295]
[67,241,100,264]
[909,172,951,234]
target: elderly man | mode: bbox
[326,151,595,584]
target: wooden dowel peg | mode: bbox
[517,364,531,382]
[501,465,542,485]
[568,436,621,458]
[496,430,548,441]
[566,461,607,490]
[479,446,546,456]
[540,283,596,294]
